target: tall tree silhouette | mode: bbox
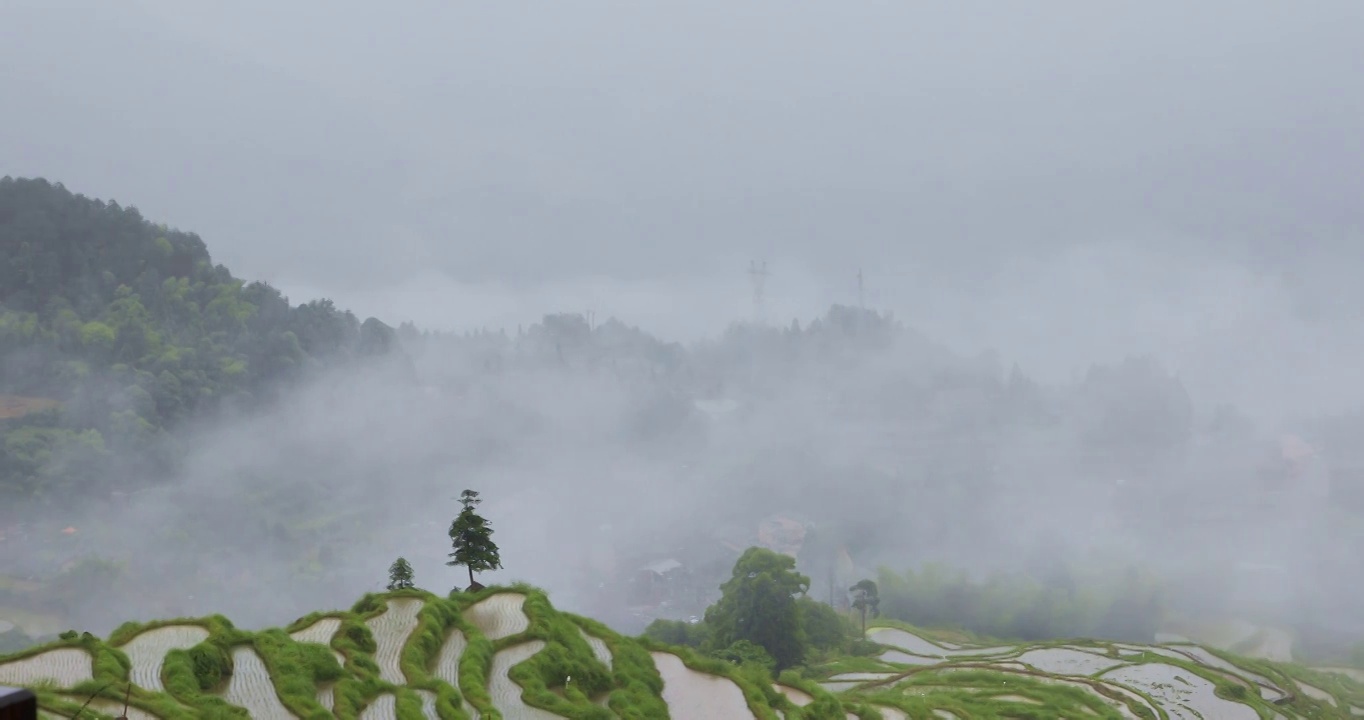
[387,557,415,590]
[447,489,502,589]
[850,579,880,636]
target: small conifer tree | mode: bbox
[447,489,502,587]
[387,557,415,591]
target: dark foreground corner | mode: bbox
[0,687,36,720]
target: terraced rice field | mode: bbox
[357,692,396,719]
[463,592,530,639]
[4,587,1362,719]
[415,689,438,720]
[0,648,92,688]
[222,646,296,719]
[0,588,805,718]
[433,627,480,718]
[578,628,613,670]
[434,628,467,687]
[289,616,342,645]
[823,621,1364,719]
[873,705,908,720]
[117,624,209,692]
[365,598,422,684]
[488,641,560,720]
[289,615,347,668]
[652,651,756,720]
[773,683,814,706]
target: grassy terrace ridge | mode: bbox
[0,585,839,719]
[0,586,1360,719]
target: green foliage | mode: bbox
[393,593,470,720]
[387,557,415,591]
[13,584,1362,720]
[704,547,811,670]
[350,593,382,616]
[571,614,669,720]
[657,549,854,677]
[712,639,777,673]
[847,638,880,657]
[338,619,377,655]
[775,671,848,720]
[798,596,850,655]
[457,626,496,717]
[0,424,108,497]
[186,642,232,691]
[447,489,503,586]
[0,176,402,500]
[863,666,1135,720]
[643,618,710,648]
[251,629,339,718]
[503,589,616,718]
[875,562,1164,642]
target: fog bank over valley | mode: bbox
[2,0,1363,674]
[6,265,1360,654]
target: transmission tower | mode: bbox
[857,268,865,311]
[748,260,769,322]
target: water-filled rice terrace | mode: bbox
[810,622,1364,720]
[2,586,1362,719]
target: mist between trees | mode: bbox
[1,177,1362,669]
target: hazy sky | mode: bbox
[6,2,1364,638]
[4,0,1363,418]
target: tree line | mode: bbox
[0,177,401,505]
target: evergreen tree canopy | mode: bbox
[447,489,502,587]
[387,557,415,591]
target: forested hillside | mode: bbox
[0,177,400,503]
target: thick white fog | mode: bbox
[6,302,1354,651]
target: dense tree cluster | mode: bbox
[649,548,1165,671]
[648,547,856,671]
[0,177,400,503]
[705,547,812,670]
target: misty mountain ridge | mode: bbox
[1,177,1361,676]
[0,176,406,501]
